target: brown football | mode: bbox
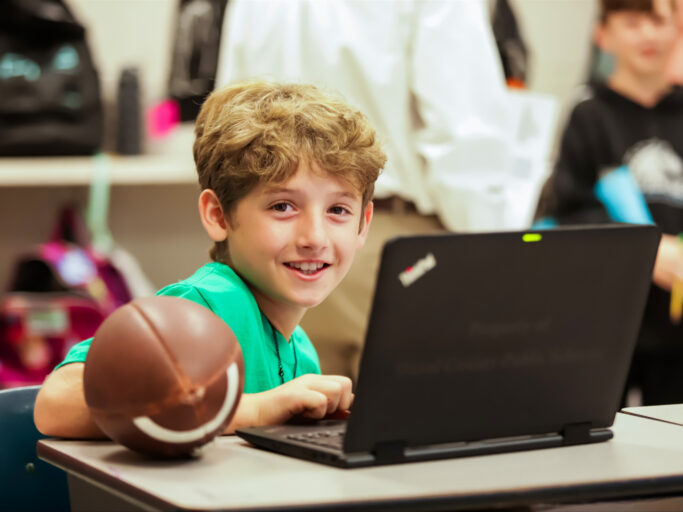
[83,296,244,457]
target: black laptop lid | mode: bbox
[345,225,660,453]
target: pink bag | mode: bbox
[0,207,132,387]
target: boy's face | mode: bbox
[225,160,372,321]
[599,1,678,78]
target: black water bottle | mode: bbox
[116,67,142,155]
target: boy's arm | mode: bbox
[34,363,105,438]
[35,363,353,438]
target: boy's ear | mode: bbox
[356,201,374,249]
[595,23,611,53]
[198,189,229,242]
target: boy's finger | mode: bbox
[320,375,353,397]
[301,375,353,413]
[300,390,328,419]
[339,391,355,411]
[326,390,341,414]
[325,376,353,410]
[307,378,343,400]
[325,375,353,391]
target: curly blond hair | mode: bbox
[193,80,386,263]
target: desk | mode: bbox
[38,413,683,512]
[622,403,683,427]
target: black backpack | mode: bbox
[168,0,228,121]
[0,0,103,156]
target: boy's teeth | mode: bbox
[289,262,324,273]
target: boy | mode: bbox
[33,80,386,437]
[539,0,683,404]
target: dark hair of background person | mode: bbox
[600,0,677,22]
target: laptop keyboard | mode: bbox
[286,429,346,450]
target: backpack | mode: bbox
[168,0,228,121]
[0,0,103,155]
[0,207,132,387]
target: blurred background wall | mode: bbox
[0,0,599,291]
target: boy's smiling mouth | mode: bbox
[284,261,330,276]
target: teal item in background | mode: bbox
[594,165,654,225]
[530,217,558,229]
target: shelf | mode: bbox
[0,125,197,187]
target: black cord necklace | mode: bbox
[271,322,298,385]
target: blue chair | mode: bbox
[0,385,70,512]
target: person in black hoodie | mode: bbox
[539,0,683,405]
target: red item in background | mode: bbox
[0,294,104,387]
[0,207,133,387]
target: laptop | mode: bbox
[237,225,660,468]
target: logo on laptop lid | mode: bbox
[398,253,436,287]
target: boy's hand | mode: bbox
[653,234,683,291]
[225,374,354,433]
[265,374,354,423]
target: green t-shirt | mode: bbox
[57,262,321,393]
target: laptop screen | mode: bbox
[346,225,660,453]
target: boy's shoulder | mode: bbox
[568,83,612,116]
[660,85,683,109]
[567,84,683,129]
[157,262,258,313]
[564,82,637,129]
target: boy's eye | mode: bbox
[618,13,639,27]
[271,202,293,213]
[651,14,666,26]
[329,206,351,216]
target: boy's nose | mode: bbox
[296,212,328,251]
[640,20,660,40]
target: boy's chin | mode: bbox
[286,281,343,309]
[295,297,327,309]
[630,60,668,76]
[290,293,331,310]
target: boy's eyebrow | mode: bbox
[333,191,361,201]
[263,186,360,200]
[263,186,297,195]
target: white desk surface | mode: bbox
[622,403,683,427]
[38,413,683,512]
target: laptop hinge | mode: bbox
[561,422,592,445]
[373,440,405,463]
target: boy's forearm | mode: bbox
[34,363,106,439]
[35,368,351,438]
[223,388,296,434]
[223,393,262,434]
[35,365,263,437]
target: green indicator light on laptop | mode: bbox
[522,233,542,243]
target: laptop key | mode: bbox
[287,430,345,449]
